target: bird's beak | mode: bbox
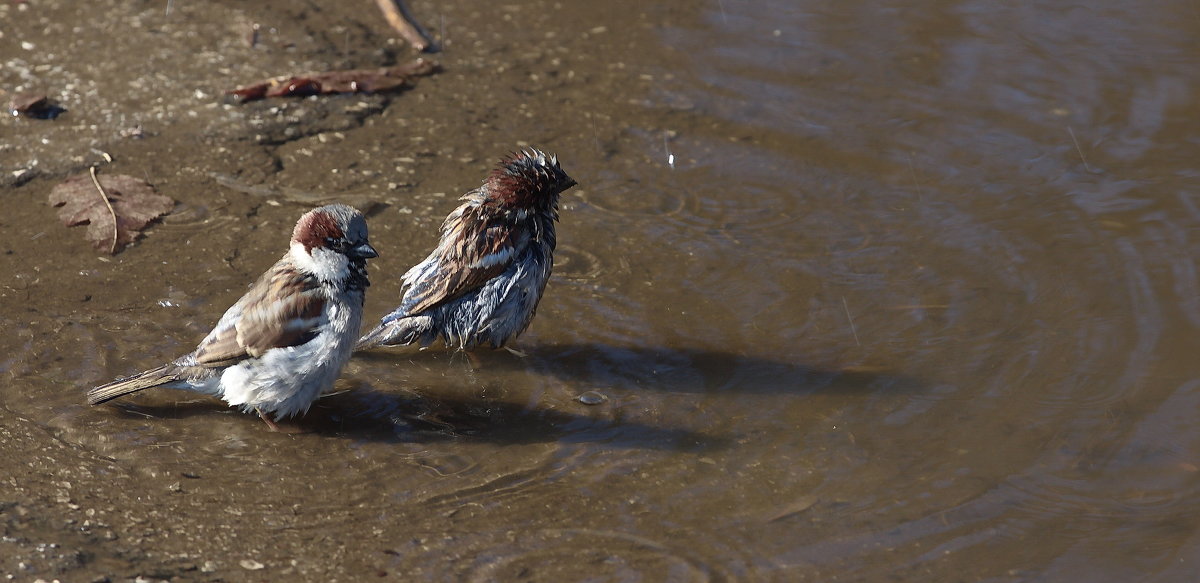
[351,242,379,259]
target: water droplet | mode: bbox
[576,391,608,405]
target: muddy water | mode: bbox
[2,0,1199,580]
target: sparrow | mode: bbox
[356,149,577,352]
[86,204,378,425]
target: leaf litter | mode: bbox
[9,92,66,119]
[228,58,438,102]
[48,168,175,254]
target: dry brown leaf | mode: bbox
[8,92,66,119]
[229,58,438,102]
[48,170,175,254]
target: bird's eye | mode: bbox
[325,237,349,253]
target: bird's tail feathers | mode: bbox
[86,365,181,405]
[355,316,433,352]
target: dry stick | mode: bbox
[88,166,119,254]
[842,296,861,346]
[663,130,675,168]
[1067,126,1094,173]
[907,151,923,201]
[375,0,432,51]
[590,113,602,155]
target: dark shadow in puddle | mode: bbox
[96,341,915,451]
[100,382,726,453]
[319,385,725,451]
[355,340,922,396]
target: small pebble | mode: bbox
[576,391,608,405]
[239,559,264,570]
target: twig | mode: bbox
[590,113,602,155]
[663,130,675,169]
[88,166,119,254]
[842,296,860,346]
[374,0,433,51]
[1067,126,1094,173]
[907,151,923,200]
[119,406,157,419]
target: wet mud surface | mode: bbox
[4,0,1200,581]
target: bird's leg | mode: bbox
[460,346,526,369]
[373,0,433,51]
[256,409,311,433]
[465,350,482,370]
[257,408,283,432]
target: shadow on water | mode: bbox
[100,380,728,452]
[322,382,728,452]
[358,341,923,396]
[93,342,917,453]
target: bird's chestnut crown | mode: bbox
[293,204,376,259]
[484,149,577,210]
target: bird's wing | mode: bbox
[402,205,519,315]
[193,261,327,367]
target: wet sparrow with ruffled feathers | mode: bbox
[87,204,378,425]
[356,149,576,353]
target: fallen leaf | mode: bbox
[48,170,175,254]
[765,495,819,523]
[8,92,66,119]
[229,58,438,102]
